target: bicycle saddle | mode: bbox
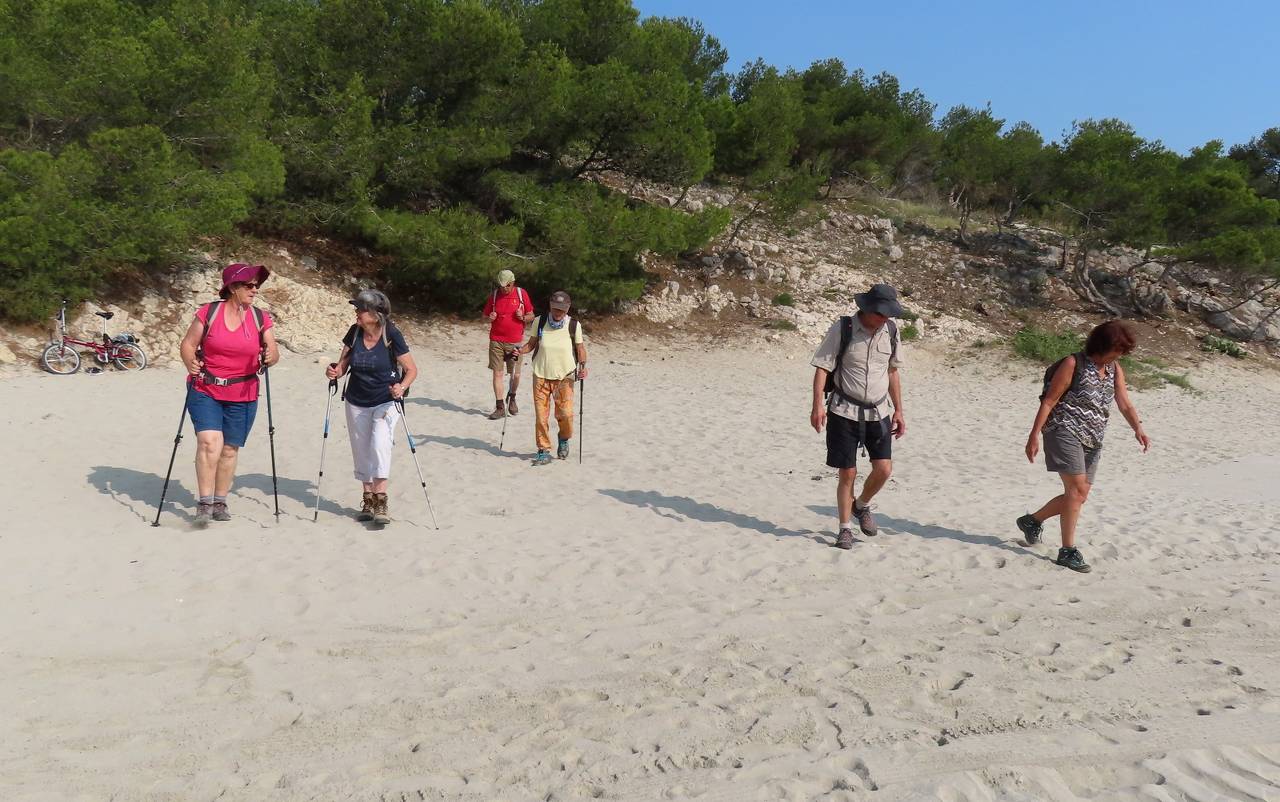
[95,311,115,320]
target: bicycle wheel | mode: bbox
[112,343,147,371]
[41,342,81,375]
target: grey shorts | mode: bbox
[1043,426,1102,484]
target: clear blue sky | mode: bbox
[632,0,1279,154]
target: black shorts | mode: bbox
[826,413,892,469]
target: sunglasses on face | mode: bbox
[234,282,260,290]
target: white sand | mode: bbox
[2,336,1278,801]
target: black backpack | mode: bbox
[823,315,898,401]
[1039,352,1085,402]
[341,321,403,400]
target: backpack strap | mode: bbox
[886,318,898,364]
[533,314,547,358]
[569,318,580,366]
[197,300,222,356]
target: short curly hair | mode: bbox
[1085,320,1137,357]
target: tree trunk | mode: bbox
[676,184,691,205]
[1069,245,1122,316]
[728,198,766,242]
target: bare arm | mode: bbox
[888,367,906,437]
[326,345,352,379]
[1113,363,1151,451]
[810,368,828,432]
[261,327,280,368]
[178,317,204,375]
[392,353,418,399]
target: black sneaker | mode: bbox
[836,528,854,550]
[1016,513,1043,545]
[1055,547,1092,573]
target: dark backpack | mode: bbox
[533,314,580,366]
[823,315,898,401]
[1039,352,1085,402]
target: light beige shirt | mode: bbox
[811,315,905,421]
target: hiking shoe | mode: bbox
[854,502,878,537]
[1016,513,1043,546]
[372,493,390,526]
[193,502,212,528]
[533,450,552,466]
[836,528,854,550]
[556,438,570,460]
[506,393,519,416]
[487,400,506,420]
[357,492,375,522]
[1055,547,1092,573]
[211,501,231,522]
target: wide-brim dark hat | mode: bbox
[219,263,270,299]
[854,283,903,318]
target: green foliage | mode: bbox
[898,309,919,322]
[1012,327,1083,363]
[936,105,1003,239]
[1201,334,1247,358]
[1229,128,1280,201]
[772,292,795,306]
[765,319,797,331]
[900,323,920,341]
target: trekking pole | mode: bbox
[498,353,515,452]
[578,372,584,464]
[152,392,191,527]
[313,368,339,522]
[262,352,280,521]
[396,399,439,529]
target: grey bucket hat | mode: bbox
[350,288,391,315]
[854,283,904,318]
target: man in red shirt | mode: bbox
[482,269,534,419]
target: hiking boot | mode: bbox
[1016,513,1043,546]
[372,493,390,525]
[533,449,552,466]
[836,528,854,550]
[357,492,375,522]
[506,393,519,416]
[556,438,570,460]
[193,502,212,528]
[1055,547,1092,573]
[211,501,231,522]
[487,400,506,420]
[854,502,878,537]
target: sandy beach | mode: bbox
[2,335,1278,801]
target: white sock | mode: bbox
[854,498,867,511]
[839,520,851,531]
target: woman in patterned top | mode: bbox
[1018,321,1152,572]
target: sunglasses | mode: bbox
[233,282,260,290]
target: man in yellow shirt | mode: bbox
[518,291,588,465]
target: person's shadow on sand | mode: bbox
[88,466,351,524]
[405,395,490,417]
[602,489,822,542]
[806,505,1042,557]
[411,434,533,460]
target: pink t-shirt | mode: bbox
[189,302,273,402]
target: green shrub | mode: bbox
[772,292,795,306]
[1012,327,1083,363]
[901,323,920,341]
[1201,334,1247,358]
[765,319,797,330]
[899,309,919,322]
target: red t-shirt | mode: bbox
[483,287,531,343]
[189,303,273,402]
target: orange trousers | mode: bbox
[533,376,575,451]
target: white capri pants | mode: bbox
[345,400,401,482]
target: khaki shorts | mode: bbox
[488,341,521,372]
[1043,425,1102,484]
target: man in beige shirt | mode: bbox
[810,284,907,550]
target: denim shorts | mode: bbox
[187,384,258,448]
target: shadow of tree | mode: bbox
[603,489,821,541]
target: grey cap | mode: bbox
[350,288,391,315]
[854,283,903,318]
[548,290,571,311]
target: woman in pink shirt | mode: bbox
[178,264,281,527]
